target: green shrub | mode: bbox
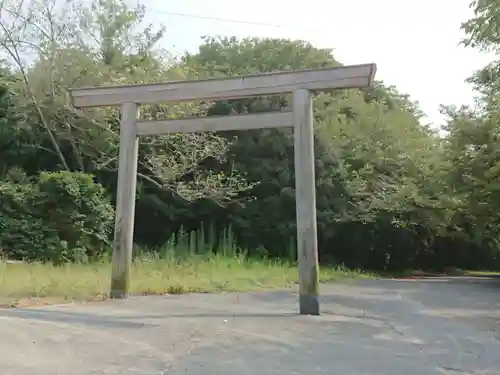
[0,171,114,263]
[37,171,114,259]
[0,179,63,262]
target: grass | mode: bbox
[0,226,372,307]
[463,270,500,277]
[386,267,500,279]
[0,255,369,307]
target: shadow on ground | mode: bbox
[0,277,499,375]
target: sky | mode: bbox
[142,0,493,128]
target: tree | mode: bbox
[461,0,500,111]
[433,0,500,268]
[173,36,451,271]
[2,2,499,272]
[0,0,251,204]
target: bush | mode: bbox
[37,171,115,258]
[0,171,114,263]
[0,179,61,261]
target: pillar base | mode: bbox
[299,294,320,315]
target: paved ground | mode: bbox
[0,277,499,375]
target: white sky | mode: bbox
[143,0,492,128]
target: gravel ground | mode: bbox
[1,277,499,374]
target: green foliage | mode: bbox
[37,171,115,258]
[461,0,500,110]
[0,177,63,262]
[461,0,500,52]
[182,36,339,77]
[0,171,114,263]
[1,0,500,273]
[172,37,459,271]
[0,0,250,203]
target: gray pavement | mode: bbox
[1,277,499,374]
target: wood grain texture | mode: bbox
[70,64,377,108]
[110,102,140,299]
[136,111,293,135]
[293,89,320,315]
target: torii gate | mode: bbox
[70,63,377,315]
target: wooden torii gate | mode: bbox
[70,63,377,315]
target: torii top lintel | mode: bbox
[69,63,377,108]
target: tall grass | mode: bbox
[135,223,243,261]
[135,224,299,264]
[0,225,371,307]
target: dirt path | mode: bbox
[1,277,499,374]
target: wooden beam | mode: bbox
[70,63,377,108]
[136,111,293,135]
[293,89,320,316]
[110,102,140,299]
